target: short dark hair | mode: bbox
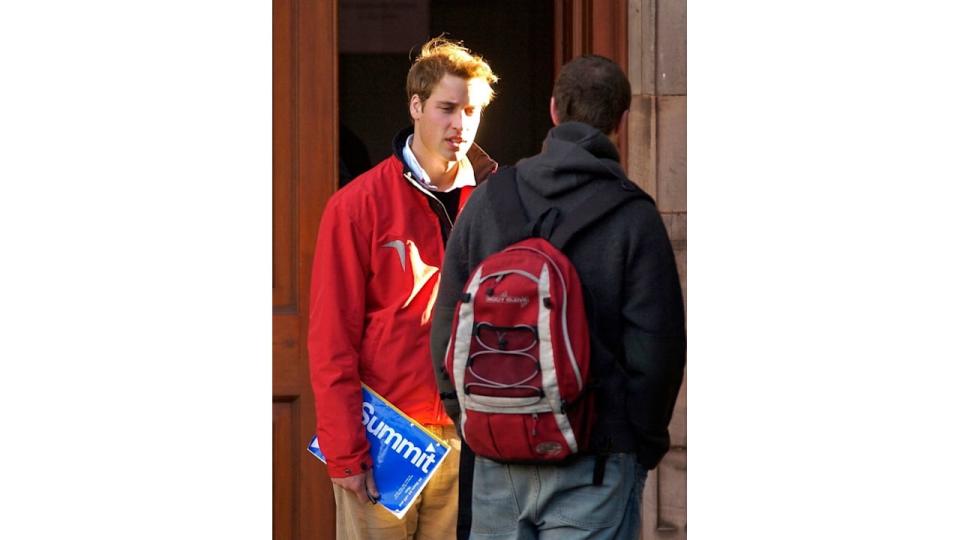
[552,55,631,134]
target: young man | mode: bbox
[308,38,498,540]
[430,55,686,539]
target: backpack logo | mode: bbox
[483,290,530,307]
[535,442,563,457]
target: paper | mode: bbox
[308,384,451,519]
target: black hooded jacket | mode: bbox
[429,121,686,470]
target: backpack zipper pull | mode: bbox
[531,413,539,437]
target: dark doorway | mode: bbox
[338,0,555,185]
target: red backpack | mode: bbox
[444,167,648,463]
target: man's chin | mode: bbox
[440,149,460,163]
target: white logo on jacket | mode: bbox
[381,239,440,324]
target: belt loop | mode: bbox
[592,455,608,486]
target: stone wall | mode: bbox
[627,0,687,537]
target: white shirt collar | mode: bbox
[403,135,476,193]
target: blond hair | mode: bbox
[406,37,498,107]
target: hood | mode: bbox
[515,121,630,198]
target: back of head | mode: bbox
[552,55,631,134]
[406,36,498,107]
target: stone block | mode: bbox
[668,374,686,447]
[660,212,686,245]
[641,455,687,539]
[629,0,657,95]
[657,95,686,213]
[674,243,686,306]
[657,0,687,95]
[657,448,687,532]
[628,94,657,196]
[661,211,686,303]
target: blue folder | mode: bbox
[308,384,452,519]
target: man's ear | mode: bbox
[610,108,629,137]
[410,95,423,121]
[549,96,560,126]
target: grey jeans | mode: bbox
[470,453,647,539]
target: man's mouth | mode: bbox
[446,137,464,149]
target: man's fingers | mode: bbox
[364,470,380,501]
[344,478,367,505]
[331,474,372,504]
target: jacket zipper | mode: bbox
[403,169,451,426]
[403,172,455,231]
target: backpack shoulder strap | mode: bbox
[485,166,531,245]
[550,180,654,250]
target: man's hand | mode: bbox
[330,469,379,505]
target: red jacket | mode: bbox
[308,133,496,478]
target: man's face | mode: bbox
[410,74,489,174]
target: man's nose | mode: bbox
[451,111,467,131]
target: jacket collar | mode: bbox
[391,126,498,187]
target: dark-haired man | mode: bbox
[430,55,686,539]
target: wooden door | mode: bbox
[273,0,338,538]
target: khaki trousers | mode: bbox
[333,425,461,540]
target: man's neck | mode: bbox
[429,162,458,192]
[410,146,458,192]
